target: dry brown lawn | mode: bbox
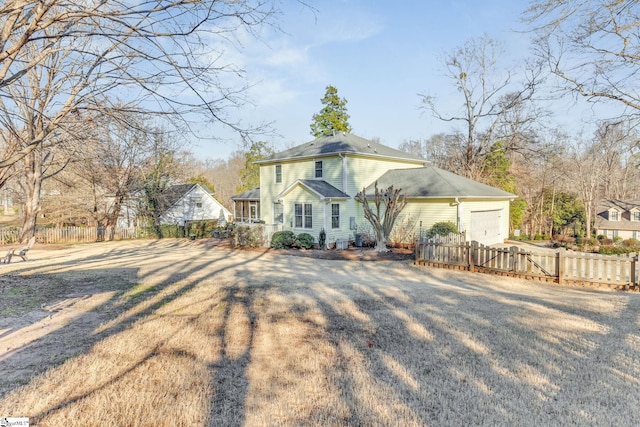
[0,239,639,426]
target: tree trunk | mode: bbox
[373,224,388,252]
[19,150,43,243]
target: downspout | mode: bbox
[338,152,347,193]
[323,199,329,248]
[454,197,463,233]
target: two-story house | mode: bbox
[232,133,515,247]
[594,200,640,239]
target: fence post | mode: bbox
[469,241,477,272]
[510,246,519,273]
[631,254,637,286]
[556,249,565,285]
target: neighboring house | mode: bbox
[594,200,640,240]
[234,132,514,247]
[157,184,232,226]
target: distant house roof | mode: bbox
[277,179,350,200]
[362,166,516,199]
[595,200,640,231]
[231,187,260,201]
[158,183,205,213]
[256,132,424,164]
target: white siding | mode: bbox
[159,186,231,225]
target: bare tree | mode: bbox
[419,35,540,179]
[355,182,407,252]
[0,0,282,241]
[525,0,640,118]
[593,121,640,200]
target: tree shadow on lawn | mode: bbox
[1,242,639,426]
[0,243,272,425]
[235,258,640,426]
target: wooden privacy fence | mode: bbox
[416,240,640,290]
[0,226,144,245]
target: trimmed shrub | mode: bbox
[622,238,639,247]
[148,224,184,238]
[426,221,458,238]
[271,230,297,249]
[230,225,264,248]
[186,220,218,239]
[295,233,314,249]
[600,238,614,245]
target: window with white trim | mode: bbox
[610,210,619,221]
[315,160,323,178]
[331,203,340,229]
[633,211,640,221]
[294,203,312,229]
[275,164,282,184]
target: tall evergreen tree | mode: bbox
[237,141,273,193]
[310,85,352,137]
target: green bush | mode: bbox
[426,221,459,238]
[585,237,598,246]
[146,224,184,238]
[271,230,297,249]
[599,245,630,255]
[318,228,326,248]
[186,220,218,239]
[295,233,314,249]
[230,225,264,248]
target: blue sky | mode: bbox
[190,0,595,160]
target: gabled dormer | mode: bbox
[631,207,640,222]
[607,207,621,221]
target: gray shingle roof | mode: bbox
[157,183,199,214]
[362,167,516,198]
[595,199,640,231]
[230,187,260,201]
[296,180,350,199]
[257,132,424,164]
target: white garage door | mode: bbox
[469,210,503,246]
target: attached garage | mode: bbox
[364,167,515,246]
[469,209,504,246]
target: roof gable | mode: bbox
[159,184,224,215]
[257,132,424,164]
[277,179,350,200]
[362,167,516,199]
